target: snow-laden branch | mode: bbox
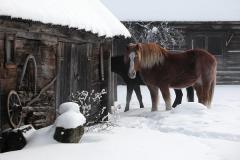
[69,89,107,125]
[124,22,185,49]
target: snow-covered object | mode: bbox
[102,0,240,21]
[55,111,86,129]
[0,0,131,37]
[171,102,208,114]
[59,102,80,115]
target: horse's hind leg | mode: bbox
[194,84,204,104]
[160,87,172,110]
[147,85,159,111]
[194,83,209,107]
[186,86,194,102]
[207,79,216,107]
[134,85,144,108]
[172,89,183,108]
[202,81,214,108]
[125,85,134,112]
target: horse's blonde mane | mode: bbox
[137,43,167,68]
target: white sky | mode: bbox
[101,0,240,21]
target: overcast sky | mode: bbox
[101,0,240,21]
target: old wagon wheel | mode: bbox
[7,90,23,128]
[19,54,38,100]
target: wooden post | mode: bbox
[0,86,3,153]
[55,42,63,113]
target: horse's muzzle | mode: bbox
[128,71,136,79]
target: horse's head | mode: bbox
[125,43,142,79]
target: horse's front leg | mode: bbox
[172,89,183,108]
[147,85,159,111]
[133,85,144,108]
[160,87,172,110]
[125,85,134,112]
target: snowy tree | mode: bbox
[124,21,185,49]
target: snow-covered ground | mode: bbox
[1,85,240,160]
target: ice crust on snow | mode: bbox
[0,0,131,37]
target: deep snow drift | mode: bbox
[1,85,240,160]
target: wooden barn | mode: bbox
[0,0,130,132]
[103,0,240,85]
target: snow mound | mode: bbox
[59,102,80,114]
[56,111,86,129]
[171,102,208,114]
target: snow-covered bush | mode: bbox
[69,89,107,125]
[85,104,121,133]
[124,21,185,49]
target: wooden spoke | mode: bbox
[7,90,23,128]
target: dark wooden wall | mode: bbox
[0,17,114,129]
[217,32,240,84]
[0,33,57,129]
[56,41,111,118]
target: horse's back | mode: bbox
[188,49,217,64]
[187,49,217,83]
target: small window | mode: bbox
[208,37,222,55]
[192,35,223,55]
[193,36,205,49]
[5,35,15,64]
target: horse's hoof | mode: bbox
[140,106,144,108]
[124,109,129,112]
[166,107,172,111]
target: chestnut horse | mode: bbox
[125,43,217,111]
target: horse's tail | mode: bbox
[207,66,217,108]
[208,78,215,107]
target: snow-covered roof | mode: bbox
[101,0,240,21]
[0,0,131,37]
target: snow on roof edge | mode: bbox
[0,0,131,38]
